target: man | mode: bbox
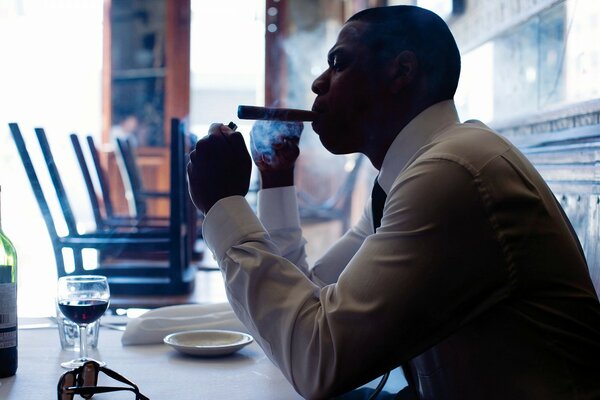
[187,6,600,400]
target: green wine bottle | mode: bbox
[0,185,17,377]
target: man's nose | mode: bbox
[311,70,329,95]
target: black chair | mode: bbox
[92,119,200,268]
[298,154,365,234]
[72,132,206,264]
[70,133,169,230]
[86,135,160,226]
[114,136,170,220]
[70,132,184,266]
[9,121,196,296]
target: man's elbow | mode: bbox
[290,369,350,400]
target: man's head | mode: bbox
[348,6,461,103]
[311,6,461,162]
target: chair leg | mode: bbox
[72,249,85,275]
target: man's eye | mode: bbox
[331,55,344,71]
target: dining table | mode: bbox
[0,317,304,399]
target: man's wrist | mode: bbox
[260,168,295,189]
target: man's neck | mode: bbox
[363,97,439,170]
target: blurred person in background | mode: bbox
[111,113,140,147]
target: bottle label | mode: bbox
[0,330,16,349]
[0,282,17,349]
[0,283,17,329]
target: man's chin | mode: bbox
[318,135,346,155]
[313,120,352,154]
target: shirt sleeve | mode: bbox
[309,204,373,286]
[256,186,372,286]
[257,186,310,275]
[202,158,510,399]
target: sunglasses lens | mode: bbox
[59,372,76,400]
[81,362,99,387]
[80,362,99,400]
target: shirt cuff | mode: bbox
[257,186,301,231]
[202,196,265,260]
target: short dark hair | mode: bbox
[348,6,461,101]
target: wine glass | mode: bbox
[57,275,110,368]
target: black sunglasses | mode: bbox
[57,360,149,400]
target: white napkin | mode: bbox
[121,302,247,345]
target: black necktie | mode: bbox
[371,178,387,230]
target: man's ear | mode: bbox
[389,50,418,94]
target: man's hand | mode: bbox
[187,123,252,215]
[250,121,303,189]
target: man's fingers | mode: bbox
[209,130,230,158]
[188,148,197,164]
[194,123,229,154]
[186,161,196,184]
[208,122,224,136]
[227,131,249,157]
[281,141,300,161]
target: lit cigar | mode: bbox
[237,105,317,122]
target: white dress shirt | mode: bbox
[202,100,600,400]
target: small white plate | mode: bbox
[164,329,254,357]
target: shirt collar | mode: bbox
[378,100,460,194]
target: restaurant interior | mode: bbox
[1,0,600,397]
[1,0,388,318]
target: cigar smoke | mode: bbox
[250,120,302,161]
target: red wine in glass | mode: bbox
[58,299,109,325]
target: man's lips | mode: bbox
[310,104,326,131]
[310,111,324,133]
[311,119,321,133]
[311,102,326,114]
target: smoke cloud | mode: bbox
[250,120,302,162]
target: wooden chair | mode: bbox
[9,121,196,297]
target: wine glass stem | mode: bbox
[79,325,88,360]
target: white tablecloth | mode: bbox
[0,318,303,399]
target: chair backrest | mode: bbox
[70,133,105,229]
[114,136,147,218]
[34,128,80,235]
[168,118,188,284]
[86,135,117,220]
[178,120,202,261]
[34,127,94,275]
[8,123,67,273]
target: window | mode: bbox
[0,0,104,316]
[455,0,600,125]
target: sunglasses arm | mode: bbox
[66,385,150,400]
